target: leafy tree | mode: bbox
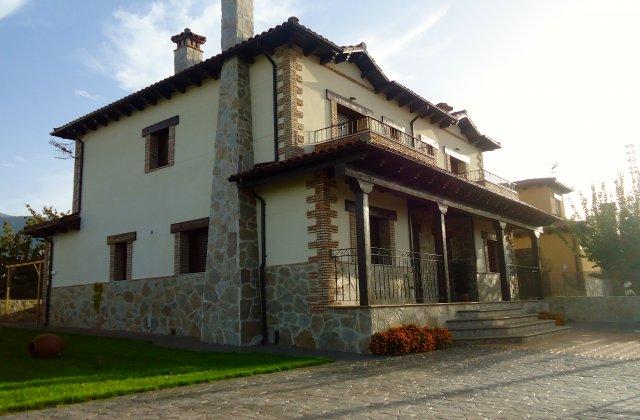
[0,205,67,299]
[569,168,640,291]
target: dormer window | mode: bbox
[142,116,179,173]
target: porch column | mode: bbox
[529,229,544,299]
[434,204,451,302]
[493,220,511,301]
[350,179,374,306]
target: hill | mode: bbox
[0,213,28,232]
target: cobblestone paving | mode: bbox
[13,327,640,419]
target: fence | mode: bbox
[331,247,442,305]
[546,271,640,297]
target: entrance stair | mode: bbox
[446,305,570,345]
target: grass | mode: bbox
[0,327,330,414]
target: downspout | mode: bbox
[43,237,54,326]
[73,136,85,213]
[262,52,279,161]
[247,188,268,344]
[409,114,421,148]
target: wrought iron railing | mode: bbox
[508,264,542,300]
[465,169,519,200]
[313,117,436,159]
[331,247,442,305]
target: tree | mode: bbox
[568,168,640,291]
[0,205,67,299]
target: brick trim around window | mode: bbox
[143,116,178,173]
[107,232,136,281]
[172,218,209,275]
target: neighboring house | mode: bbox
[512,177,599,296]
[26,0,560,352]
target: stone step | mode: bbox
[449,320,557,339]
[455,307,523,320]
[446,313,541,328]
[453,326,571,345]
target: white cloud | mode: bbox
[85,0,301,92]
[362,5,450,80]
[0,0,28,20]
[74,89,102,101]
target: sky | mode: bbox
[1,0,639,216]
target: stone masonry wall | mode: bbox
[266,262,371,353]
[49,273,204,337]
[203,54,262,346]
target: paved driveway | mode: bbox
[13,324,640,419]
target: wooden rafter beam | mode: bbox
[319,51,336,65]
[303,43,318,57]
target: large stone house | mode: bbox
[26,0,561,352]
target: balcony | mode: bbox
[464,169,519,200]
[313,117,437,166]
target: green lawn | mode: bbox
[0,327,330,414]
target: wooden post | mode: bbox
[494,220,511,301]
[4,267,11,316]
[529,229,544,300]
[411,220,424,303]
[434,204,450,302]
[350,178,374,306]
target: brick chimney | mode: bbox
[171,28,206,74]
[221,0,253,50]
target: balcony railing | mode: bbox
[465,169,519,200]
[313,117,437,160]
[331,247,442,305]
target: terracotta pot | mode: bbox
[28,333,65,358]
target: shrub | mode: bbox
[538,311,565,326]
[426,327,453,350]
[369,324,451,356]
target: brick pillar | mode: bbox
[276,46,305,159]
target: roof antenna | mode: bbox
[49,140,75,160]
[550,163,558,176]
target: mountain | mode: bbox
[0,213,28,232]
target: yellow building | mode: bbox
[513,178,598,296]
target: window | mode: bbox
[142,115,178,173]
[180,227,208,273]
[107,232,136,281]
[370,215,394,265]
[449,155,467,175]
[552,193,564,217]
[112,242,128,280]
[336,104,363,136]
[171,218,209,275]
[150,127,169,169]
[485,239,500,273]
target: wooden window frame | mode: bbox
[143,116,178,173]
[172,218,209,275]
[107,232,136,281]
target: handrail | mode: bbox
[464,169,518,199]
[313,117,437,159]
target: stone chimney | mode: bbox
[221,0,253,50]
[171,28,207,74]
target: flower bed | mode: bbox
[369,325,452,356]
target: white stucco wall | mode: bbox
[334,179,411,252]
[299,56,485,171]
[52,80,221,287]
[251,56,277,164]
[257,176,314,266]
